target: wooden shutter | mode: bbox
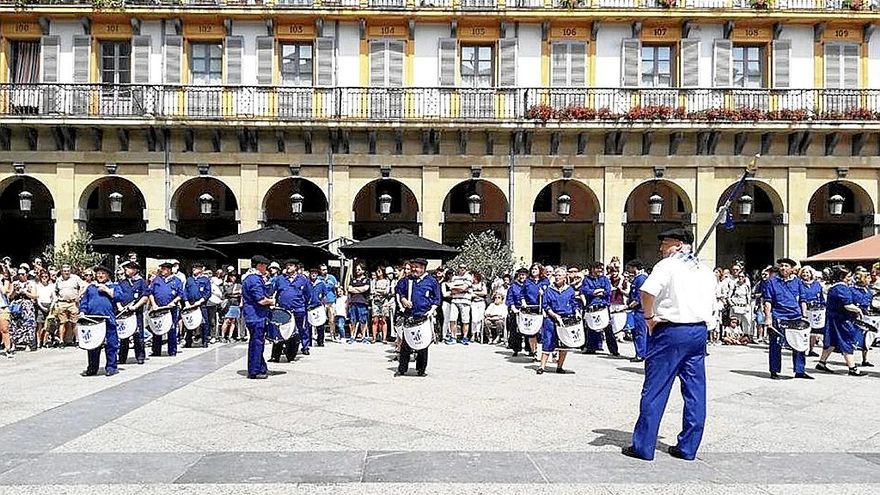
[498,38,517,87]
[369,40,386,86]
[551,41,587,87]
[73,36,91,83]
[132,35,151,84]
[772,39,790,88]
[824,44,841,89]
[256,36,274,85]
[842,43,859,89]
[438,38,457,87]
[163,35,183,84]
[680,39,700,87]
[224,36,243,85]
[40,35,60,83]
[315,37,334,87]
[570,41,586,87]
[712,39,732,87]
[551,42,568,87]
[388,40,405,87]
[620,39,640,88]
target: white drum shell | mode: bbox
[116,313,138,339]
[77,319,107,350]
[308,306,327,327]
[808,308,826,330]
[557,320,585,348]
[586,307,610,331]
[610,306,629,333]
[517,312,543,336]
[785,327,810,353]
[149,310,173,336]
[182,307,203,330]
[279,320,296,340]
[403,318,433,350]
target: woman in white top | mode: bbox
[34,270,57,348]
[470,271,488,343]
[483,291,507,345]
[370,267,392,342]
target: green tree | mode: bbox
[42,231,104,272]
[448,230,517,283]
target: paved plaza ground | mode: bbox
[1,339,878,494]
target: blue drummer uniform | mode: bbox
[851,284,873,351]
[115,275,149,364]
[801,280,825,307]
[395,274,441,375]
[762,275,807,375]
[629,272,649,359]
[150,275,183,357]
[541,284,580,353]
[310,278,327,347]
[185,274,212,347]
[524,277,551,345]
[243,270,272,377]
[823,283,857,355]
[505,278,530,354]
[80,282,120,375]
[271,273,312,362]
[581,274,618,354]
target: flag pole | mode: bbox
[694,154,760,257]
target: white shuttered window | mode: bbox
[824,43,859,89]
[550,41,586,87]
[369,39,405,87]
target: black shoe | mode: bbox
[849,367,866,376]
[317,343,324,347]
[247,373,268,380]
[150,353,161,357]
[770,372,780,380]
[105,369,119,377]
[302,349,310,355]
[611,352,620,357]
[527,352,536,357]
[807,351,819,357]
[621,446,648,460]
[629,357,644,363]
[416,370,426,377]
[668,446,691,460]
[80,370,97,377]
[862,361,874,367]
[794,372,814,380]
[202,343,209,348]
[556,367,569,374]
[136,359,144,365]
[512,351,519,357]
[268,358,280,363]
[583,349,597,355]
[393,371,403,377]
[815,362,833,373]
[536,368,545,375]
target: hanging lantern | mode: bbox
[378,193,392,217]
[738,194,754,217]
[648,193,664,218]
[556,193,572,218]
[199,193,214,216]
[827,194,845,217]
[290,192,304,215]
[18,190,32,214]
[467,193,482,217]
[109,192,123,213]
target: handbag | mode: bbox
[9,300,23,317]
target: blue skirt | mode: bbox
[823,317,854,354]
[224,306,241,319]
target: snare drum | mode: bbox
[557,315,585,349]
[267,307,296,343]
[807,302,826,333]
[148,307,174,336]
[307,305,327,327]
[584,304,610,331]
[181,306,203,331]
[778,319,810,353]
[402,314,433,350]
[77,315,108,350]
[517,305,543,336]
[610,305,629,334]
[116,310,138,339]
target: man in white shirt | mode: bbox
[623,228,716,462]
[53,264,84,346]
[448,264,473,344]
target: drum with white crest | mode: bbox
[584,304,610,331]
[77,315,108,350]
[516,305,543,336]
[556,315,585,349]
[116,310,138,339]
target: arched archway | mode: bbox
[532,180,599,265]
[171,177,238,240]
[441,179,508,247]
[807,181,875,256]
[352,179,419,240]
[624,180,693,265]
[263,178,328,242]
[715,180,783,272]
[0,176,54,261]
[80,177,147,239]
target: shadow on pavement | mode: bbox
[729,369,790,380]
[236,370,288,377]
[590,428,672,452]
[616,367,645,375]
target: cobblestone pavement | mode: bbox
[1,338,878,493]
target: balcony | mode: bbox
[0,0,874,10]
[1,84,879,127]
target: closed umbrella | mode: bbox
[339,231,459,262]
[91,229,221,258]
[202,225,333,263]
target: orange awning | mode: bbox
[803,234,880,263]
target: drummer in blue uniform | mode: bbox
[538,266,580,374]
[149,261,183,357]
[308,267,327,348]
[815,266,865,376]
[394,257,441,377]
[115,260,149,365]
[581,261,618,356]
[622,228,716,461]
[625,259,648,362]
[522,263,549,358]
[184,262,212,348]
[799,266,825,357]
[762,257,812,380]
[243,255,276,379]
[850,266,874,368]
[506,267,529,357]
[80,265,120,377]
[270,260,310,363]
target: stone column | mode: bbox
[421,165,442,241]
[787,167,808,260]
[602,166,624,262]
[330,164,351,240]
[239,163,260,233]
[146,162,168,230]
[53,162,77,245]
[510,160,532,261]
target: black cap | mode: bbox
[284,259,300,267]
[191,261,205,268]
[657,228,694,244]
[251,255,271,267]
[121,260,140,270]
[515,267,529,275]
[410,257,428,267]
[158,261,173,268]
[776,257,797,267]
[93,265,112,275]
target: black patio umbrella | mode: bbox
[339,231,459,262]
[202,225,333,263]
[91,229,221,259]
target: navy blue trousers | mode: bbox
[247,319,268,377]
[87,322,120,374]
[769,326,805,374]
[632,322,707,460]
[631,312,648,359]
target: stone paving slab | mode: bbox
[362,451,544,483]
[175,452,365,484]
[0,453,202,485]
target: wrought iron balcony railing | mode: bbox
[0,0,873,10]
[1,84,879,124]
